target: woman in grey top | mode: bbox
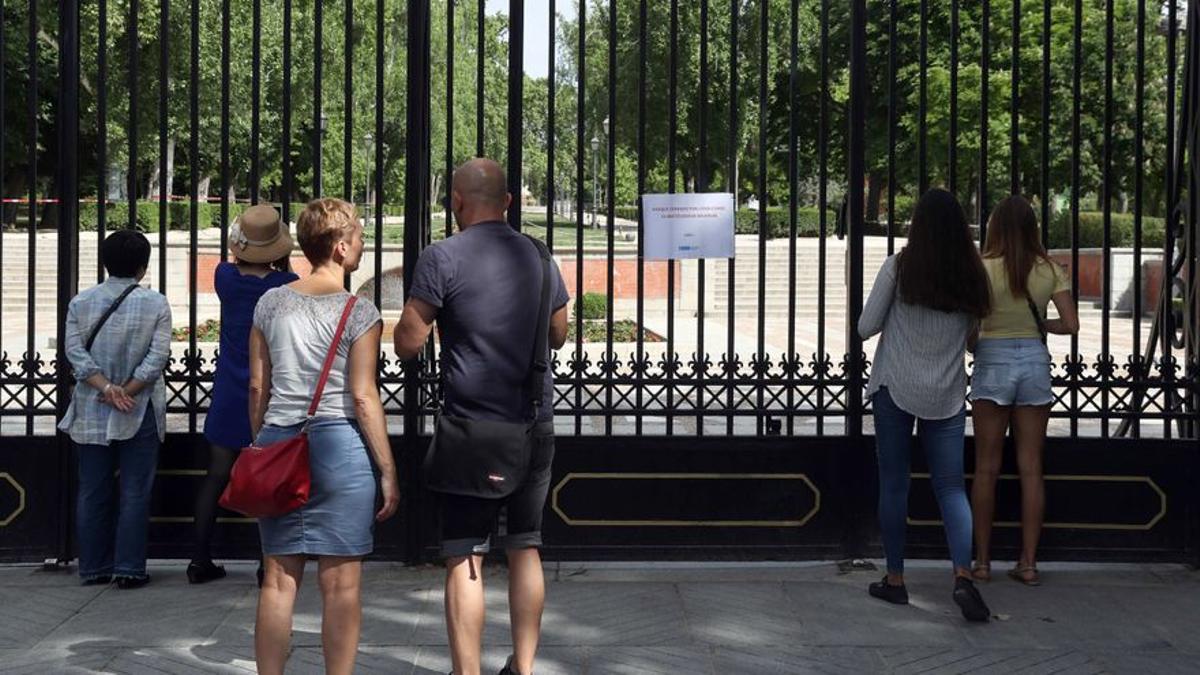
[858,188,992,622]
[249,198,400,675]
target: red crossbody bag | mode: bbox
[219,296,358,518]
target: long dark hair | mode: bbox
[896,188,991,318]
[982,195,1050,297]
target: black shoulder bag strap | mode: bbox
[523,235,554,422]
[86,283,140,352]
[1024,291,1048,341]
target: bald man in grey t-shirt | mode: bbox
[393,158,568,675]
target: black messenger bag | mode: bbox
[422,235,553,498]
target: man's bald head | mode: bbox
[452,158,508,210]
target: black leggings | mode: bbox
[192,444,237,563]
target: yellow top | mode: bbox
[980,257,1071,339]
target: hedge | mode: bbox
[576,292,608,321]
[1047,211,1166,250]
[79,202,252,232]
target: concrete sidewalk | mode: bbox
[1,560,1197,674]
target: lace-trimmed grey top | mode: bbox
[859,255,975,420]
[252,287,382,427]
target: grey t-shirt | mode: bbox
[253,287,382,427]
[409,221,570,422]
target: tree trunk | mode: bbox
[197,176,211,199]
[164,137,176,200]
[146,165,160,200]
[866,169,883,223]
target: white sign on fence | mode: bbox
[642,192,736,260]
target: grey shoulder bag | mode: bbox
[422,235,553,498]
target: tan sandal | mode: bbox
[971,563,992,582]
[1008,564,1041,586]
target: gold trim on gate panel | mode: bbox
[551,473,821,527]
[907,473,1167,531]
[0,472,27,527]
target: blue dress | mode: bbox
[203,262,298,449]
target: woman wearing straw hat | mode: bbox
[189,204,298,585]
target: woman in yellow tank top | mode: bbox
[969,196,1078,586]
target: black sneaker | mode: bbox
[81,575,112,586]
[868,576,909,605]
[953,576,990,622]
[187,560,227,584]
[497,655,524,675]
[116,574,151,590]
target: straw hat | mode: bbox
[229,205,294,263]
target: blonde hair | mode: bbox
[296,198,358,266]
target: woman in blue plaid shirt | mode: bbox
[59,230,172,589]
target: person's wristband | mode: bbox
[102,383,113,395]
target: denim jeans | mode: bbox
[76,405,160,581]
[873,388,973,574]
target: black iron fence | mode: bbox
[0,0,1198,562]
[0,0,1195,442]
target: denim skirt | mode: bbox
[969,338,1053,407]
[256,418,377,557]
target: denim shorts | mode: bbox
[969,338,1054,407]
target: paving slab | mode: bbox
[0,560,1196,673]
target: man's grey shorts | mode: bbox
[439,423,556,559]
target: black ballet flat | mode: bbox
[187,560,227,584]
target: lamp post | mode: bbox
[590,135,600,228]
[364,132,374,211]
[315,112,330,196]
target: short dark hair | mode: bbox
[101,230,152,278]
[896,188,992,318]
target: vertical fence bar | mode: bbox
[1010,0,1019,194]
[446,0,455,238]
[477,0,485,156]
[56,0,82,422]
[158,0,169,290]
[283,0,293,224]
[508,0,525,232]
[979,0,990,240]
[251,0,261,203]
[403,0,432,560]
[26,0,39,434]
[817,0,828,432]
[666,0,678,435]
[315,0,324,196]
[574,0,585,435]
[220,0,230,256]
[918,0,927,194]
[949,0,958,195]
[128,0,139,233]
[374,0,383,311]
[1132,0,1145,437]
[785,0,796,434]
[886,0,896,255]
[1041,0,1050,251]
[345,0,354,207]
[97,0,108,283]
[846,0,866,438]
[1164,0,1177,438]
[1070,0,1081,436]
[1,0,5,349]
[726,0,738,435]
[189,0,200,432]
[636,0,646,436]
[603,0,615,434]
[1102,0,1113,437]
[546,0,554,253]
[756,0,767,435]
[698,0,710,435]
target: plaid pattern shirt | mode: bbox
[58,277,172,445]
